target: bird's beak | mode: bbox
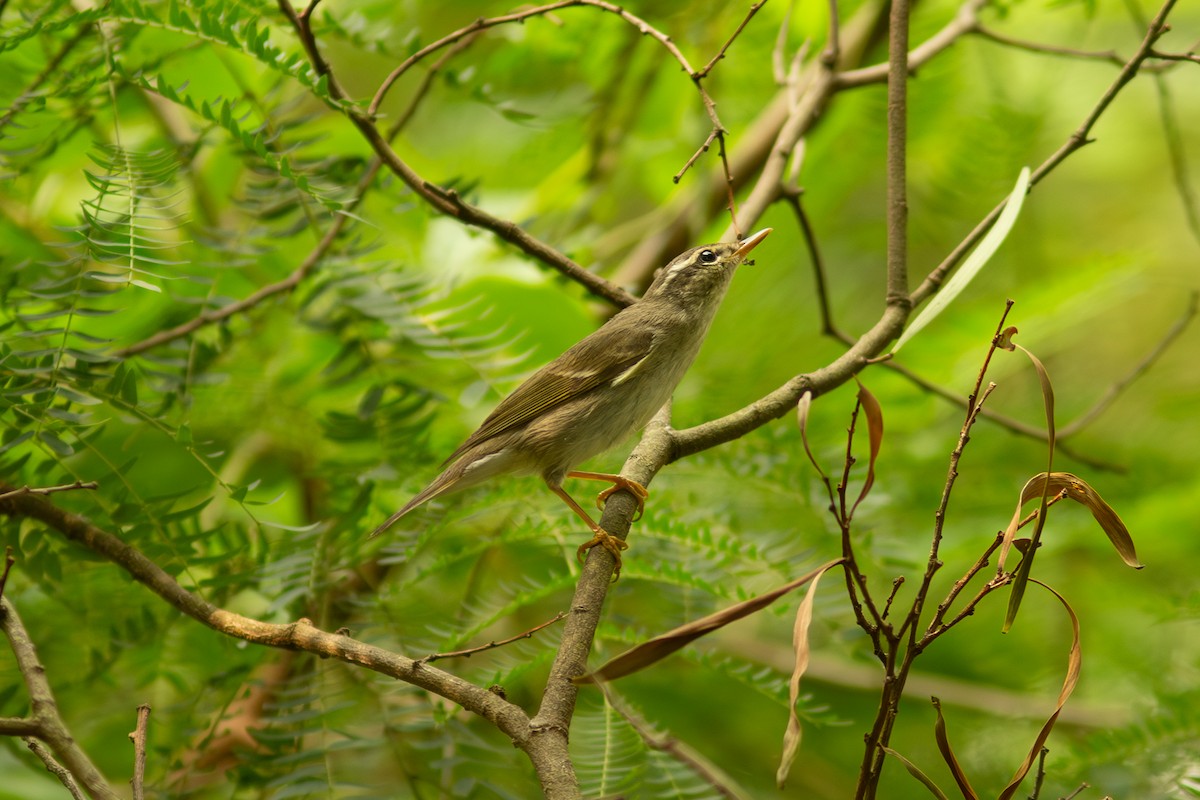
[735,228,772,260]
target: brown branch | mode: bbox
[529,405,673,798]
[1,597,121,800]
[24,738,86,800]
[886,0,911,307]
[612,0,890,290]
[418,611,568,664]
[1149,70,1200,247]
[782,187,846,339]
[898,305,1012,650]
[277,0,637,310]
[972,25,1126,66]
[823,0,841,67]
[834,0,988,89]
[0,488,535,759]
[116,217,346,358]
[129,704,151,800]
[0,481,98,502]
[369,0,702,117]
[673,128,721,184]
[1149,48,1200,64]
[698,1,767,78]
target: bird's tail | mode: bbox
[368,468,461,539]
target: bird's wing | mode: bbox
[443,324,654,465]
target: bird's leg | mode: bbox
[547,483,629,580]
[566,471,649,521]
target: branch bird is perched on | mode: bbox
[370,228,772,577]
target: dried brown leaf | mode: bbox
[775,561,838,788]
[1001,341,1058,631]
[997,580,1081,800]
[851,381,884,516]
[576,559,845,684]
[932,697,980,800]
[796,391,826,480]
[998,473,1142,571]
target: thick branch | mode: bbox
[0,489,533,752]
[885,0,911,304]
[2,598,120,800]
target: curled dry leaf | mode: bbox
[796,390,827,480]
[932,697,980,800]
[997,579,1082,800]
[576,559,844,685]
[851,381,883,517]
[776,560,839,788]
[998,472,1142,572]
[1002,341,1057,631]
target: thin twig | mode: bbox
[129,704,151,800]
[921,492,1069,648]
[369,1,696,116]
[1030,746,1050,799]
[881,577,905,620]
[674,128,721,184]
[783,186,845,340]
[911,0,1179,308]
[823,0,841,67]
[1149,48,1200,64]
[278,0,637,309]
[835,0,988,89]
[838,398,886,644]
[23,738,86,800]
[1058,291,1198,437]
[771,0,798,84]
[418,612,568,664]
[900,306,1012,645]
[1149,67,1200,247]
[0,481,99,502]
[698,1,768,78]
[973,26,1126,67]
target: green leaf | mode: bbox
[38,430,75,456]
[893,167,1031,352]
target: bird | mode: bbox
[370,228,772,577]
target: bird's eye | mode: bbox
[698,249,718,264]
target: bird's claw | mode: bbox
[576,529,630,580]
[594,477,649,521]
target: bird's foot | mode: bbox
[576,528,630,580]
[569,473,648,520]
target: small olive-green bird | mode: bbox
[370,228,771,576]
